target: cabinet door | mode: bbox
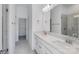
[38,37,52,54]
[35,36,41,54]
[40,44,51,54]
[35,36,44,54]
[39,40,52,54]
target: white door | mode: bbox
[0,4,2,50]
[2,4,8,50]
[8,4,16,54]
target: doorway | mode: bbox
[15,17,31,54]
[19,18,26,40]
[14,4,32,54]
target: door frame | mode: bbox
[15,5,29,42]
[0,4,2,50]
[2,4,9,50]
[8,4,16,54]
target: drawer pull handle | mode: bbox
[39,45,41,48]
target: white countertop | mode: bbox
[35,32,79,54]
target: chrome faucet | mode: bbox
[65,40,72,44]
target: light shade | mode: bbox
[42,4,57,12]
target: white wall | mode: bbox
[32,4,50,50]
[16,5,28,18]
[27,4,32,50]
[16,5,28,37]
[0,4,2,50]
[8,4,16,54]
[42,11,50,31]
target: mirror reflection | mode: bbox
[61,14,79,38]
[50,4,79,38]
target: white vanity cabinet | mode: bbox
[35,35,52,54]
[34,32,79,54]
[34,34,65,54]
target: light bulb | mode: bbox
[42,4,58,12]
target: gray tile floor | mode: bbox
[14,38,32,54]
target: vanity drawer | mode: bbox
[36,39,44,53]
[37,37,52,54]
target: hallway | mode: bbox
[14,38,32,54]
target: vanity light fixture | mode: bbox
[42,4,58,33]
[42,4,58,12]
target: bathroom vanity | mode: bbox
[34,32,79,54]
